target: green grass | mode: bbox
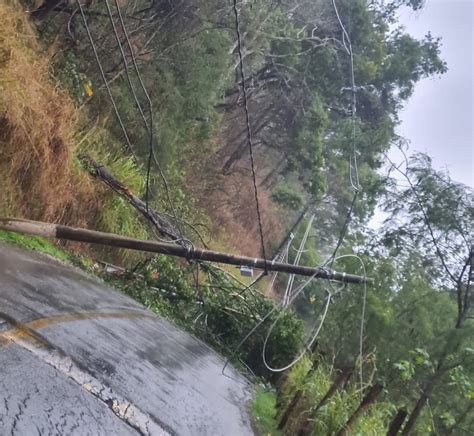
[74,125,151,263]
[0,229,95,272]
[0,229,70,261]
[250,387,282,436]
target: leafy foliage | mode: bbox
[250,387,281,436]
[277,356,393,435]
[108,255,305,378]
[272,185,304,210]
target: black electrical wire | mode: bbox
[231,0,268,271]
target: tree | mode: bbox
[312,152,473,434]
[218,0,446,234]
[380,152,473,434]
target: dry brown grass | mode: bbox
[0,0,98,227]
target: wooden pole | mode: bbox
[0,218,373,284]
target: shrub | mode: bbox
[251,387,281,435]
[272,185,303,210]
[108,255,305,378]
[277,357,393,435]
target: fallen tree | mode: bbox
[79,154,183,243]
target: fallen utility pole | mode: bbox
[0,218,372,285]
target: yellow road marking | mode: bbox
[0,310,156,349]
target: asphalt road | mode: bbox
[0,243,254,435]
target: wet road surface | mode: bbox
[0,243,254,435]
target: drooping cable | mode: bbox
[109,0,186,243]
[75,0,136,159]
[262,288,332,372]
[283,214,315,305]
[320,0,361,267]
[222,262,334,377]
[330,0,366,398]
[232,0,268,269]
[332,0,360,191]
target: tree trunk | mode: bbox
[445,403,474,435]
[79,155,181,242]
[387,409,407,436]
[336,383,384,436]
[30,0,64,20]
[401,387,437,435]
[260,154,287,189]
[401,364,444,435]
[278,389,304,430]
[272,204,312,258]
[222,107,276,175]
[277,344,319,431]
[296,366,355,436]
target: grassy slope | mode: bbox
[0,229,70,261]
[0,0,152,266]
[0,0,92,225]
[250,387,282,436]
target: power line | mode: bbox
[77,0,187,245]
[75,0,136,159]
[262,289,332,372]
[332,0,360,191]
[102,0,154,213]
[222,262,338,377]
[104,0,149,135]
[114,0,183,232]
[328,0,361,263]
[105,0,186,243]
[331,0,366,399]
[231,0,268,269]
[318,0,361,267]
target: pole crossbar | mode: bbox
[0,218,372,285]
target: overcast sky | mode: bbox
[393,0,473,187]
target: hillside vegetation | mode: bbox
[1,0,472,434]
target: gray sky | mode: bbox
[393,0,473,187]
